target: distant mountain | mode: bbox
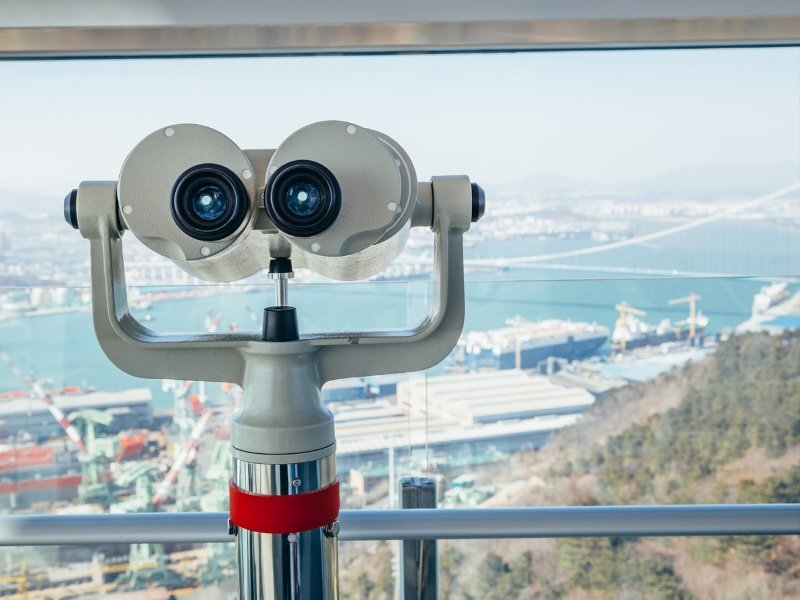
[620,161,799,199]
[495,162,799,200]
[493,171,595,195]
[2,160,797,217]
[0,188,63,219]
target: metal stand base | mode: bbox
[233,456,339,600]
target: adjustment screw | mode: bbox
[323,521,340,538]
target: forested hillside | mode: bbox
[342,332,800,599]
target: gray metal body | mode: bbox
[74,169,472,598]
[0,504,797,546]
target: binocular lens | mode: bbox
[171,164,248,241]
[191,186,228,221]
[266,160,341,238]
[285,182,322,217]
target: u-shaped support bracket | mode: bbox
[76,175,473,386]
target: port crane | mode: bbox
[110,462,187,591]
[199,439,238,585]
[152,312,225,506]
[669,293,702,340]
[614,302,646,351]
[152,408,212,506]
[0,353,85,452]
[71,408,116,505]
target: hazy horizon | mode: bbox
[0,47,798,202]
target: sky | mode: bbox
[0,47,798,197]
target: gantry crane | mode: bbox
[152,408,212,507]
[110,462,187,591]
[0,353,131,507]
[669,292,702,340]
[199,438,237,585]
[71,408,117,505]
[614,302,646,351]
[0,353,86,451]
[152,312,221,507]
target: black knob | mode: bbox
[64,189,78,229]
[269,257,293,274]
[471,183,485,223]
[262,306,299,342]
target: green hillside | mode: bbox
[581,331,799,504]
[342,332,800,599]
[485,331,799,599]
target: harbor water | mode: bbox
[0,218,797,409]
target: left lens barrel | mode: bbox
[171,163,249,242]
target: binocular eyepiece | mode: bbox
[265,160,342,238]
[171,163,250,242]
[65,121,484,283]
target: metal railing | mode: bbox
[0,503,797,546]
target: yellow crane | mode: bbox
[0,561,39,599]
[615,302,646,351]
[669,293,702,339]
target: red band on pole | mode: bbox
[229,479,340,534]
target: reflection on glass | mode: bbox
[0,46,797,597]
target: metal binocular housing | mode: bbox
[65,120,484,600]
[65,120,482,283]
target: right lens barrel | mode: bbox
[265,160,341,238]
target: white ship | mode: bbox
[453,317,609,371]
[751,282,790,316]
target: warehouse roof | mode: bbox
[0,388,152,417]
[398,370,595,425]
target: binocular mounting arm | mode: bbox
[79,181,251,384]
[77,175,472,385]
[314,176,471,382]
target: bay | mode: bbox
[0,219,797,410]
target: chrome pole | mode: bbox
[232,456,338,600]
[274,276,290,306]
[267,261,293,308]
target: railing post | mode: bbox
[399,477,438,600]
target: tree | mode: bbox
[353,571,374,600]
[440,546,465,598]
[475,551,507,598]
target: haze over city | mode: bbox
[0,47,798,207]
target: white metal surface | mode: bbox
[3,1,799,27]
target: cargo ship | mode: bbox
[611,312,708,350]
[452,317,609,371]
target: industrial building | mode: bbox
[335,370,594,472]
[0,389,153,441]
[397,370,595,425]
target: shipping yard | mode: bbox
[0,281,796,597]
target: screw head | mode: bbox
[323,521,340,538]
